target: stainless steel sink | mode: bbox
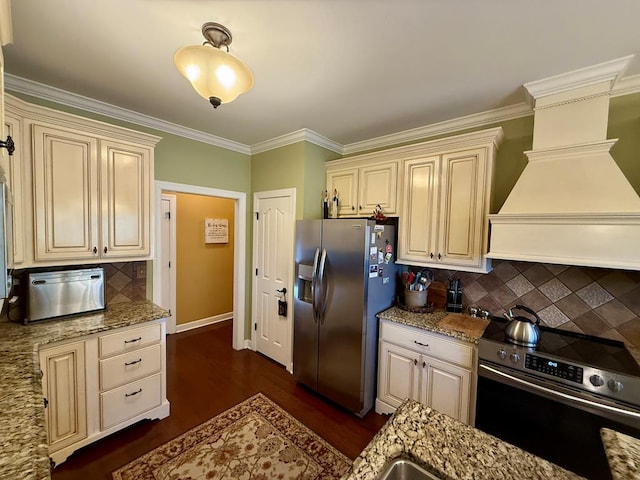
[378,458,443,480]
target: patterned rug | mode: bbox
[112,393,352,480]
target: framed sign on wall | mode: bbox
[204,218,229,244]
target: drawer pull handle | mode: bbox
[414,340,429,348]
[125,358,142,366]
[124,337,142,344]
[125,388,142,397]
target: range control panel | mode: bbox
[525,354,584,384]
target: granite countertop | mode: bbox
[601,428,640,479]
[0,300,169,480]
[343,399,584,480]
[377,306,485,344]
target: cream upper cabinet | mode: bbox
[326,168,358,216]
[399,148,490,272]
[397,128,503,274]
[100,140,151,257]
[5,94,160,267]
[326,159,398,217]
[376,319,476,425]
[33,124,100,261]
[3,114,24,265]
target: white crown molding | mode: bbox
[524,55,634,100]
[7,68,640,159]
[611,73,640,98]
[250,128,343,155]
[342,102,530,156]
[4,74,252,155]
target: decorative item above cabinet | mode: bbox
[395,127,503,273]
[5,94,161,267]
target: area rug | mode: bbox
[112,393,352,480]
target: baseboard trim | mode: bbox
[175,312,233,333]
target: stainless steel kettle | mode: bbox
[503,304,541,347]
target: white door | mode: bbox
[160,194,176,333]
[253,189,295,370]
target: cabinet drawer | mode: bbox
[100,373,162,429]
[100,344,162,391]
[380,320,473,368]
[99,323,161,358]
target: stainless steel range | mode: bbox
[476,314,640,480]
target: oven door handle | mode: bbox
[479,363,640,420]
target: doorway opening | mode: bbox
[153,181,247,351]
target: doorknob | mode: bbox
[276,288,287,294]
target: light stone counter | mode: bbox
[0,300,169,480]
[343,399,584,480]
[601,428,640,480]
[377,306,483,344]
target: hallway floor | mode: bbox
[51,320,388,479]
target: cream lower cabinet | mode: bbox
[397,128,503,273]
[40,319,170,466]
[326,159,398,217]
[376,319,475,425]
[39,340,88,454]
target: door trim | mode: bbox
[160,193,176,323]
[251,188,296,372]
[153,181,247,351]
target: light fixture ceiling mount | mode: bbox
[174,21,254,109]
[201,22,232,50]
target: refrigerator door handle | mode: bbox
[317,248,328,324]
[311,248,320,323]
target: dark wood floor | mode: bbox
[52,320,388,479]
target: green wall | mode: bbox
[250,141,338,219]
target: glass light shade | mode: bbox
[174,45,254,105]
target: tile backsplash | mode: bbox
[104,261,147,304]
[429,260,640,348]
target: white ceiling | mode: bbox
[4,0,640,151]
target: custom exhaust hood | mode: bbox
[487,56,640,270]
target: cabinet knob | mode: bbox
[93,246,97,254]
[429,252,434,259]
[413,359,418,366]
[422,361,426,368]
[104,246,108,254]
[437,253,442,260]
[351,206,355,211]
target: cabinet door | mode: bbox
[437,149,487,268]
[420,355,471,424]
[327,168,358,216]
[358,162,398,215]
[3,115,23,265]
[40,341,88,452]
[398,156,440,262]
[100,140,151,257]
[378,341,420,408]
[32,125,99,261]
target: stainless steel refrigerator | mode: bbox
[293,219,397,417]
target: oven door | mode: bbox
[476,361,640,480]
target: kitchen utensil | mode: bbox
[401,272,409,288]
[503,304,541,347]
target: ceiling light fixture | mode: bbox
[174,22,254,109]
